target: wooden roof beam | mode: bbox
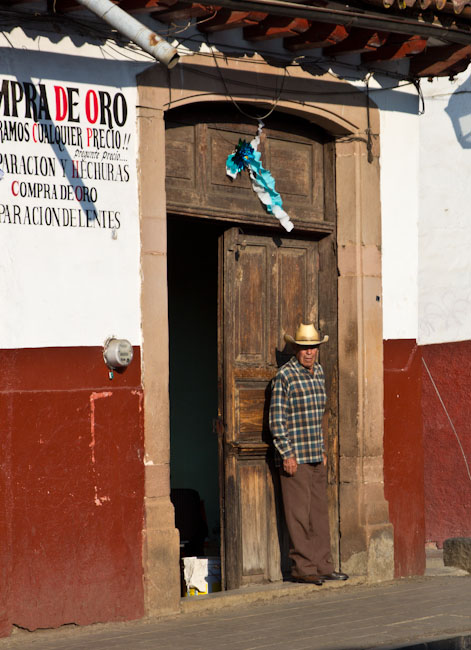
[244,16,310,41]
[323,27,388,55]
[409,43,471,75]
[362,33,427,61]
[151,1,214,21]
[444,55,471,75]
[198,9,267,32]
[284,21,349,51]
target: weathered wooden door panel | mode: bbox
[166,106,335,229]
[220,228,335,590]
[239,463,267,576]
[208,125,254,194]
[237,382,268,439]
[233,243,269,363]
[165,122,200,200]
[265,134,325,217]
[276,243,319,342]
[221,229,279,588]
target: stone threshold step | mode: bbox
[180,575,366,614]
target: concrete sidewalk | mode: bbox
[1,573,470,650]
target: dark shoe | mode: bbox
[292,575,324,585]
[318,571,349,581]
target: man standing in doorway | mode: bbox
[269,323,348,585]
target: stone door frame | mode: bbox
[136,54,393,617]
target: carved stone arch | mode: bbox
[137,55,392,617]
[137,54,377,137]
[162,94,363,138]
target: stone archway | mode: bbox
[136,54,393,616]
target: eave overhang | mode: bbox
[6,0,471,77]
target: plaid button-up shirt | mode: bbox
[269,355,327,464]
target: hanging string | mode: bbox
[422,356,471,483]
[208,37,287,122]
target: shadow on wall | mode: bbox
[445,71,471,148]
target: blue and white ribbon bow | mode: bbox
[226,122,294,232]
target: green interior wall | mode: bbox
[167,217,222,548]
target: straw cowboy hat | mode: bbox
[284,323,329,346]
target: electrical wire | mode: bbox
[0,6,427,87]
[413,78,425,115]
[171,30,420,82]
[161,9,219,35]
[171,61,416,98]
[208,35,287,121]
[0,5,425,110]
[365,72,374,163]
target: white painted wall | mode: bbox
[0,28,151,348]
[418,72,471,345]
[371,71,471,346]
[376,80,420,341]
[4,21,470,350]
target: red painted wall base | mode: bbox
[422,342,471,547]
[384,338,471,573]
[0,347,145,637]
[384,339,425,578]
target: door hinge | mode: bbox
[212,417,225,436]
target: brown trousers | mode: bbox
[279,462,334,578]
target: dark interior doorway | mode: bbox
[167,216,225,558]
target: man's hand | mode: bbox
[323,452,327,467]
[283,456,298,476]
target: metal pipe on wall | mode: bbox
[75,0,180,68]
